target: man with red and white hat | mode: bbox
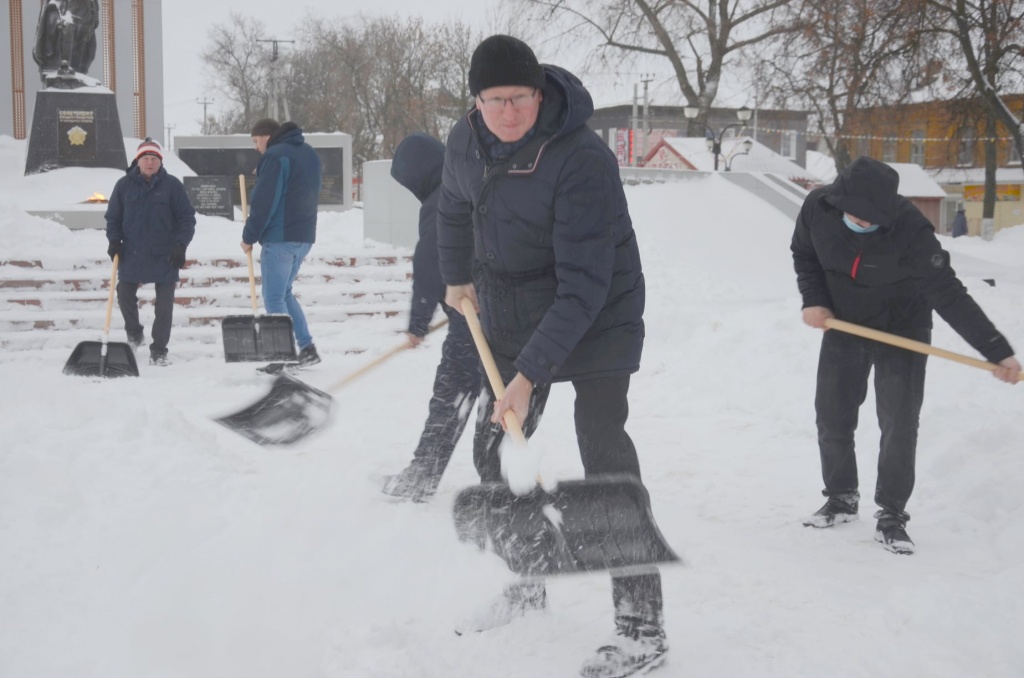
[105,137,196,366]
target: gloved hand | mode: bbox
[107,240,122,261]
[170,242,187,269]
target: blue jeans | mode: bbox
[260,241,313,350]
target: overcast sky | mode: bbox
[159,0,752,144]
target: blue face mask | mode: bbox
[843,214,880,234]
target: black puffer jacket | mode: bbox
[391,133,446,337]
[792,157,1013,362]
[437,65,645,386]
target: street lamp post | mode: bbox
[724,138,755,171]
[683,106,753,171]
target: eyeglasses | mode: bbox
[477,89,539,113]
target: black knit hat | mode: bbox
[468,35,546,96]
[825,156,900,226]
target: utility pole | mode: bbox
[196,98,213,134]
[631,83,639,167]
[640,74,655,165]
[258,38,295,121]
[164,123,175,152]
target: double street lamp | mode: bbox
[683,105,753,171]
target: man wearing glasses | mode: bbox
[439,35,667,677]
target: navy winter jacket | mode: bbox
[242,122,322,245]
[792,157,1013,362]
[105,165,196,284]
[391,133,446,337]
[438,65,645,387]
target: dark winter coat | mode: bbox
[792,156,1013,363]
[105,164,196,285]
[437,65,645,387]
[242,122,322,245]
[391,133,447,337]
[951,210,968,238]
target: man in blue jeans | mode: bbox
[241,118,323,367]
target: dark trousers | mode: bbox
[473,357,662,628]
[116,280,175,354]
[815,328,929,519]
[408,305,482,479]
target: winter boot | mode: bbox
[453,582,547,636]
[874,510,915,555]
[803,496,859,528]
[126,330,144,350]
[579,617,668,678]
[297,343,321,368]
[380,464,441,503]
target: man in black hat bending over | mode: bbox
[792,156,1020,555]
[439,35,667,677]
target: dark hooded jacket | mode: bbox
[437,65,644,387]
[391,133,447,336]
[792,156,1013,362]
[105,163,196,285]
[242,122,322,245]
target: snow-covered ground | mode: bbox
[2,136,1023,677]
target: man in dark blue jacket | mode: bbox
[438,35,665,678]
[105,138,195,366]
[793,156,1020,554]
[380,133,481,502]
[241,118,323,367]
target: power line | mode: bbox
[196,98,214,134]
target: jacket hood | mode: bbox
[390,133,445,203]
[537,64,594,137]
[269,121,304,147]
[825,156,900,226]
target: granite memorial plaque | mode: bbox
[25,90,127,175]
[184,176,234,220]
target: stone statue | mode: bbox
[32,0,100,88]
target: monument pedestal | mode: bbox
[25,89,128,175]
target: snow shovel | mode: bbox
[825,318,1024,382]
[62,254,140,378]
[451,298,680,578]
[221,174,297,362]
[214,319,449,446]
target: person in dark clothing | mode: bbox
[951,207,968,237]
[105,138,196,366]
[241,118,323,368]
[792,156,1020,555]
[380,133,482,502]
[438,35,666,678]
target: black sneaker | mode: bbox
[874,511,915,555]
[297,343,321,368]
[580,619,668,678]
[380,466,440,503]
[149,351,171,366]
[803,496,859,528]
[127,331,144,349]
[454,583,547,636]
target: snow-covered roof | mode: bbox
[887,163,947,198]
[926,166,1024,186]
[655,136,821,183]
[806,151,837,183]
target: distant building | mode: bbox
[641,135,820,188]
[589,104,810,169]
[1,0,164,141]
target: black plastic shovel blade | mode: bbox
[62,341,140,378]
[222,315,297,362]
[452,474,680,577]
[214,374,334,445]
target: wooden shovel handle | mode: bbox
[825,318,1022,381]
[240,175,259,315]
[325,319,449,393]
[460,297,528,445]
[104,254,119,338]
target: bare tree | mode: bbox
[511,0,797,132]
[921,0,1024,235]
[201,13,272,133]
[768,0,933,172]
